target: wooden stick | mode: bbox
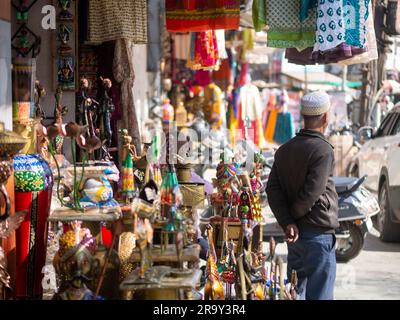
[93,232,117,299]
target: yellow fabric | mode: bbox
[265,109,278,142]
[203,83,223,123]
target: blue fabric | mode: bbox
[300,0,318,22]
[343,0,370,48]
[287,231,337,300]
[273,112,294,145]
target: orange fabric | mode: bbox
[265,109,278,142]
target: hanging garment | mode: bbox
[266,0,317,50]
[195,70,212,86]
[187,31,220,70]
[241,28,255,60]
[273,112,295,145]
[165,0,240,32]
[238,83,263,147]
[252,0,267,32]
[265,108,278,142]
[313,0,346,53]
[339,1,378,65]
[215,30,228,59]
[204,83,223,123]
[212,58,233,91]
[88,0,147,44]
[386,0,400,35]
[343,0,369,48]
[147,0,161,72]
[113,39,142,154]
[286,43,366,65]
[172,33,191,60]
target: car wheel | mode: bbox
[336,223,364,263]
[378,181,400,242]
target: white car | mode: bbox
[348,104,400,241]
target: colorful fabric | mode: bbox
[204,83,223,123]
[344,0,369,48]
[13,155,53,192]
[286,43,366,65]
[339,1,377,65]
[252,0,267,32]
[265,108,278,142]
[300,0,318,22]
[165,0,240,32]
[273,112,295,145]
[187,31,220,70]
[313,0,346,52]
[266,0,317,50]
[121,153,135,198]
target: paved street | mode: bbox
[273,226,400,300]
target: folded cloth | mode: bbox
[286,43,367,65]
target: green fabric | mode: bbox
[266,0,317,49]
[252,0,267,32]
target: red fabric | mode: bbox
[165,0,240,32]
[15,190,52,299]
[237,102,261,147]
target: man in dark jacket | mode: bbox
[266,91,339,300]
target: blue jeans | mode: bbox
[287,231,336,300]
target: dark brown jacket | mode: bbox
[266,129,339,233]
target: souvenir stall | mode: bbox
[0,0,380,301]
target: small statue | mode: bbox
[204,225,225,300]
[53,224,103,300]
[57,24,73,54]
[120,129,141,203]
[58,0,74,21]
[97,78,115,149]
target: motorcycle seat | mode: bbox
[333,177,359,194]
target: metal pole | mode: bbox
[304,66,308,94]
[342,65,347,92]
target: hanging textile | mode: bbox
[339,1,377,65]
[266,0,317,50]
[147,0,161,72]
[286,43,366,65]
[113,39,142,154]
[212,58,233,91]
[172,33,191,60]
[203,83,223,123]
[238,83,263,147]
[215,30,228,59]
[252,0,267,32]
[273,112,295,145]
[313,0,346,53]
[187,31,220,71]
[88,0,147,44]
[344,0,369,48]
[165,0,240,32]
[265,108,278,142]
[195,70,212,86]
[241,28,254,60]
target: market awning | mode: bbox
[281,70,362,91]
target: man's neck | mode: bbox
[304,127,325,135]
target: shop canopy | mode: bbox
[281,70,362,91]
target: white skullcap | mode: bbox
[301,91,331,116]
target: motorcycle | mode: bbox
[333,175,379,262]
